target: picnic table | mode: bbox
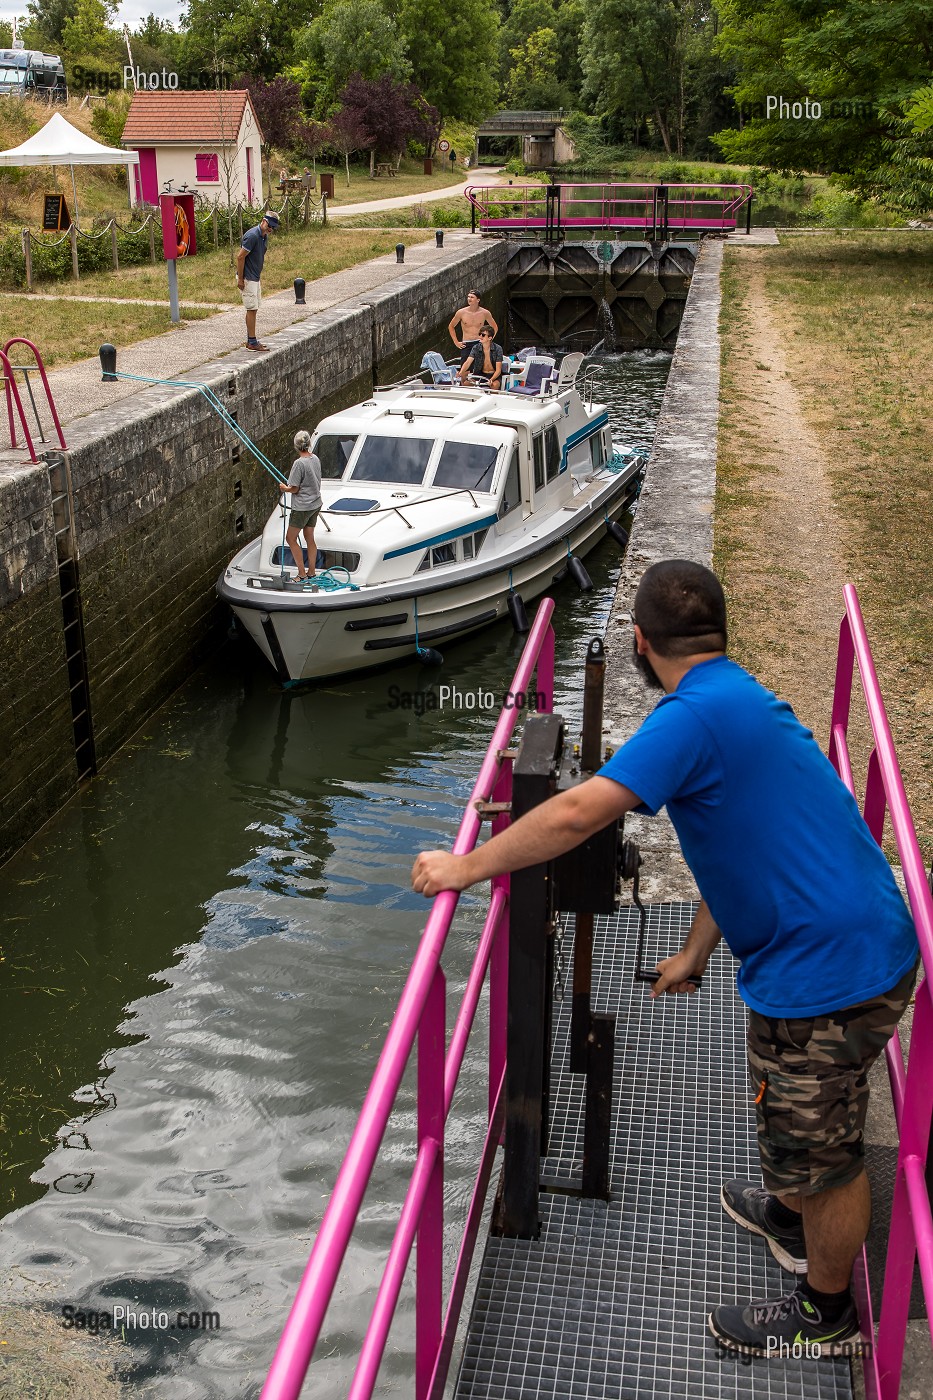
[277,177,307,194]
[375,163,397,178]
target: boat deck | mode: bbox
[454,903,853,1400]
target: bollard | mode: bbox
[99,344,117,383]
[435,229,443,248]
[294,277,306,305]
[395,242,405,264]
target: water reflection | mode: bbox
[0,351,671,1398]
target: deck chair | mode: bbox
[553,352,585,391]
[421,351,459,386]
[510,355,556,396]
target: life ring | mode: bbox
[174,203,190,257]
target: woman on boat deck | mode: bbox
[459,327,504,389]
[282,430,322,583]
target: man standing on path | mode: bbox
[236,212,279,352]
[448,289,498,365]
[411,559,919,1359]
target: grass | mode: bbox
[319,158,478,205]
[1,296,214,365]
[716,232,933,846]
[0,1305,124,1399]
[339,196,471,229]
[55,227,434,306]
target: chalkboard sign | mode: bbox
[43,194,71,231]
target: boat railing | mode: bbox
[260,599,556,1400]
[828,583,933,1398]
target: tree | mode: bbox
[398,0,499,120]
[134,12,173,46]
[507,28,564,110]
[581,0,717,155]
[178,0,306,83]
[326,106,374,185]
[26,0,78,47]
[712,0,933,205]
[339,72,440,171]
[294,0,410,115]
[61,0,119,61]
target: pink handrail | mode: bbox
[1,348,38,463]
[2,337,67,455]
[828,584,933,1399]
[466,181,754,231]
[261,599,556,1400]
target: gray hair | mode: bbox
[294,430,312,452]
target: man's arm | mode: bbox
[448,311,463,347]
[235,244,247,289]
[651,900,721,997]
[411,776,641,896]
[484,309,499,337]
[458,351,477,382]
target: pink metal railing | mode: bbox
[465,182,754,233]
[828,584,933,1398]
[261,599,556,1400]
[2,337,67,462]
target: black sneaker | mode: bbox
[709,1287,863,1358]
[721,1180,807,1274]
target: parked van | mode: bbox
[0,48,68,102]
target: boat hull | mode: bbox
[220,478,639,683]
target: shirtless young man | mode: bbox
[448,290,499,364]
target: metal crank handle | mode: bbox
[635,970,703,988]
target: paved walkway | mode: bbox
[325,169,504,219]
[30,230,480,429]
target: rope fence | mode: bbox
[11,192,328,292]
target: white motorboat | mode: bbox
[217,362,645,683]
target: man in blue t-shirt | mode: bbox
[235,212,279,352]
[411,559,919,1359]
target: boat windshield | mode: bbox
[432,440,499,492]
[315,434,357,479]
[351,435,433,485]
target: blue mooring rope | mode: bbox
[108,370,287,484]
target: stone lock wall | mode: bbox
[0,240,509,865]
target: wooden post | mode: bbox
[322,192,327,227]
[212,205,218,249]
[69,224,79,281]
[148,214,156,264]
[22,228,33,291]
[237,204,243,241]
[110,221,119,272]
[284,196,290,232]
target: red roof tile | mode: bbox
[122,91,264,145]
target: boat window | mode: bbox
[272,546,360,572]
[352,435,433,485]
[499,448,521,519]
[463,535,475,560]
[546,426,561,480]
[314,434,358,479]
[590,434,602,471]
[417,552,432,572]
[473,529,488,555]
[433,440,499,492]
[432,543,456,566]
[533,435,545,491]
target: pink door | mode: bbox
[136,149,158,205]
[245,145,253,204]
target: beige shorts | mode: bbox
[240,280,261,311]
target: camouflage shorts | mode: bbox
[747,962,917,1197]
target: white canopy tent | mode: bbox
[0,112,139,223]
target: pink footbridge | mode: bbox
[1,337,67,463]
[464,182,755,237]
[262,588,932,1400]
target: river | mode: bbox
[0,351,671,1398]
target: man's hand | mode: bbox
[411,850,474,897]
[237,277,245,290]
[651,947,706,998]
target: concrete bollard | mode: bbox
[294,277,306,305]
[99,344,117,382]
[435,230,444,248]
[396,243,405,264]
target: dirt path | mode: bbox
[715,250,849,745]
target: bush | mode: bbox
[805,186,905,227]
[433,204,469,227]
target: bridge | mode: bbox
[466,182,755,238]
[475,110,576,167]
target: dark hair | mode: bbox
[467,289,480,299]
[632,560,727,658]
[479,326,493,337]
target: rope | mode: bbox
[108,370,286,483]
[413,594,428,657]
[315,566,359,592]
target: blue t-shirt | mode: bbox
[598,656,917,1017]
[241,224,267,282]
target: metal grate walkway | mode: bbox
[454,902,853,1400]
